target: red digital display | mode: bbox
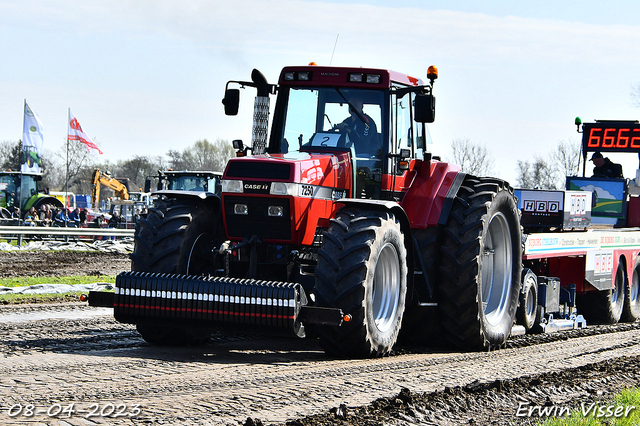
[582,121,640,153]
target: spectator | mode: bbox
[25,207,37,226]
[591,152,623,178]
[53,208,70,227]
[79,208,88,227]
[38,204,53,226]
[93,214,105,228]
[68,207,81,227]
[108,210,122,228]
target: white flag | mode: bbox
[21,101,45,173]
[68,110,103,155]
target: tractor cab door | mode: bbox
[386,86,429,201]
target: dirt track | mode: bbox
[1,251,640,426]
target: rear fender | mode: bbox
[400,161,465,228]
[27,194,64,211]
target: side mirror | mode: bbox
[414,93,436,123]
[223,89,240,116]
[144,179,151,193]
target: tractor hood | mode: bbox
[222,151,352,194]
[221,151,353,245]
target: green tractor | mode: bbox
[0,171,63,220]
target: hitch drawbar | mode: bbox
[98,272,345,337]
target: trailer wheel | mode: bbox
[517,269,538,331]
[622,258,640,322]
[315,208,407,358]
[130,198,219,345]
[439,176,522,350]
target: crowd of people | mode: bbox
[5,205,145,229]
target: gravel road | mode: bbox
[0,251,639,426]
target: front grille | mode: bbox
[226,161,291,180]
[225,195,291,240]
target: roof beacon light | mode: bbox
[575,116,582,132]
[427,65,438,85]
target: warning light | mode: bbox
[308,62,317,66]
[427,65,438,84]
[79,294,88,302]
[343,314,352,322]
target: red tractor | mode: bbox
[115,64,522,357]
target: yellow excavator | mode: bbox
[90,169,130,209]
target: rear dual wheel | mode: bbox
[439,176,522,350]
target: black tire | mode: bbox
[129,197,220,345]
[580,261,625,324]
[622,258,640,322]
[439,176,522,350]
[398,226,443,345]
[131,198,219,275]
[315,208,408,358]
[516,269,538,331]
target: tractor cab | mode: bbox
[223,65,437,202]
[0,171,59,218]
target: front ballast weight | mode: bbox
[113,271,345,338]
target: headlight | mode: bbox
[234,204,248,215]
[268,206,284,217]
[222,179,243,193]
[270,182,297,196]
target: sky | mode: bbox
[1,0,640,185]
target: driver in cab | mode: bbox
[333,98,377,147]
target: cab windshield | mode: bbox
[271,87,385,157]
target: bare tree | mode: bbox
[54,139,98,193]
[516,155,558,190]
[450,138,494,176]
[167,138,234,172]
[552,139,582,187]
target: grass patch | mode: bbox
[0,291,88,305]
[538,387,640,426]
[0,275,116,288]
[0,275,116,305]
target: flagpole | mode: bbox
[65,108,70,206]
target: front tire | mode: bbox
[439,176,522,350]
[315,208,408,358]
[129,197,220,345]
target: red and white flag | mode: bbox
[68,110,103,154]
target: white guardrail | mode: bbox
[0,225,134,245]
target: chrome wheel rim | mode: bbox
[372,243,401,334]
[481,212,513,326]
